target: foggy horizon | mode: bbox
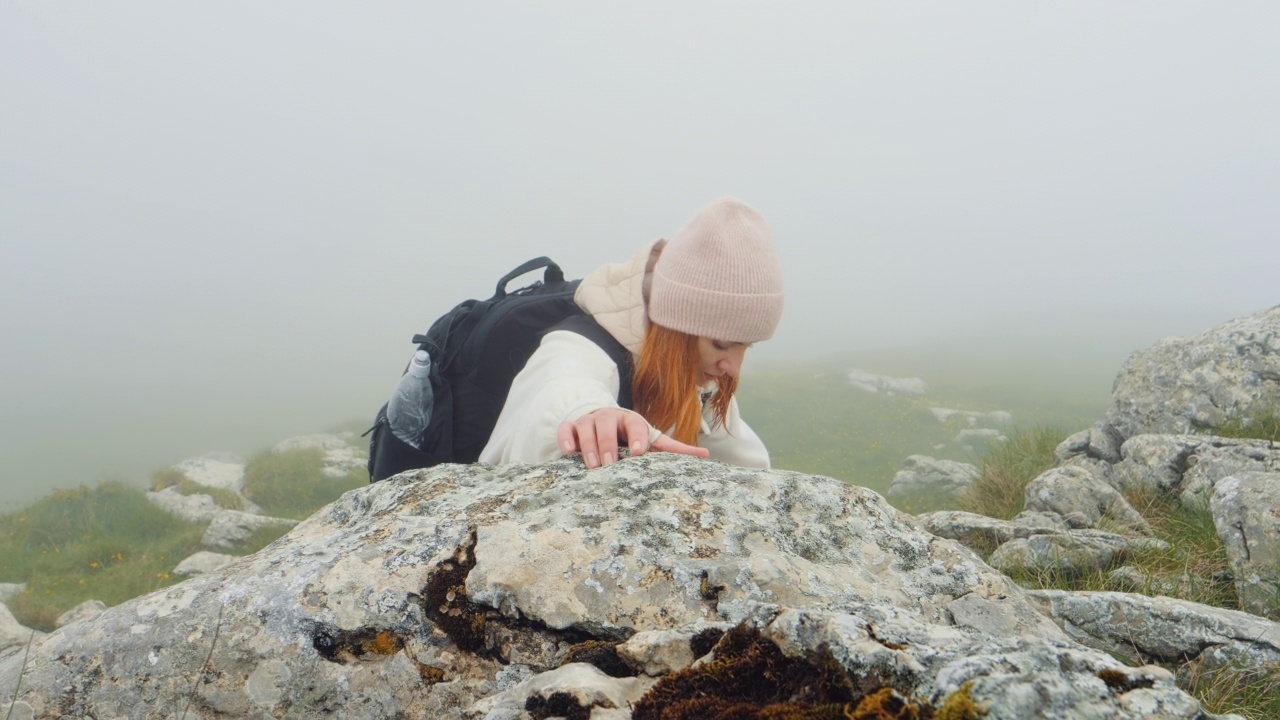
[3,2,1277,508]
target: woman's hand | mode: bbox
[557,407,710,469]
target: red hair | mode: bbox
[632,323,737,445]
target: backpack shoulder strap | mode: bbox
[546,314,634,410]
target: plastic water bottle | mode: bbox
[388,349,433,449]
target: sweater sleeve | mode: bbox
[479,330,626,465]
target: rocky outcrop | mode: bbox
[1023,465,1151,533]
[930,407,1012,427]
[172,551,238,577]
[173,453,247,492]
[989,531,1169,575]
[886,455,978,503]
[272,432,367,478]
[847,368,927,396]
[145,485,240,523]
[54,600,106,629]
[146,435,366,552]
[0,456,1223,719]
[0,603,41,655]
[1112,433,1280,506]
[201,509,297,550]
[1105,305,1280,441]
[1026,589,1280,681]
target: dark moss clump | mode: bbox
[632,623,856,720]
[526,691,590,720]
[690,627,726,659]
[415,662,446,685]
[562,639,634,678]
[1097,668,1155,693]
[846,688,927,719]
[699,570,726,601]
[421,539,493,655]
[633,624,971,720]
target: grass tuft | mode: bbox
[957,427,1066,520]
[1185,659,1280,720]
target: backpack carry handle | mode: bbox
[495,257,563,298]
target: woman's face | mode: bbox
[696,337,750,383]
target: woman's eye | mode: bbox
[713,341,731,351]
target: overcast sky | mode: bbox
[2,2,1277,507]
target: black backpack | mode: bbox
[367,257,634,482]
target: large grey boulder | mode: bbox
[1106,305,1280,441]
[0,455,1221,719]
[886,455,979,502]
[1211,472,1280,620]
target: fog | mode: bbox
[2,2,1277,508]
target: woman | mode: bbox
[479,197,785,469]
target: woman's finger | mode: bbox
[650,433,711,459]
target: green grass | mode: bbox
[1210,406,1280,444]
[0,482,207,630]
[242,448,368,520]
[0,447,368,631]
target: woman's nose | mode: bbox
[718,349,745,377]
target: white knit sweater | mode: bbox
[478,241,770,469]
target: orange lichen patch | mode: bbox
[362,630,403,656]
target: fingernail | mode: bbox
[586,453,598,468]
[603,452,614,465]
[631,440,643,454]
[562,440,574,453]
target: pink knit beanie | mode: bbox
[649,197,785,343]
